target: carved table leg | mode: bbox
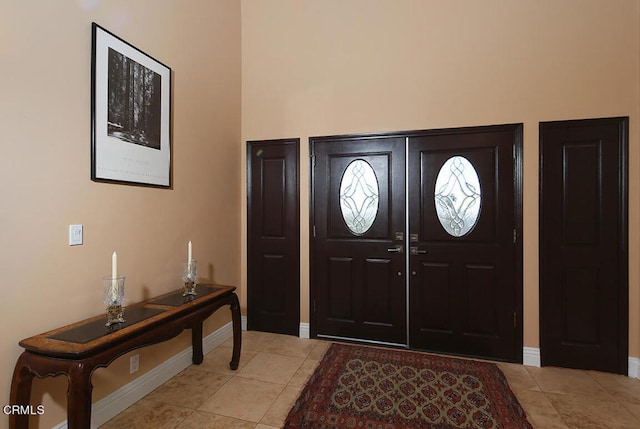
[9,353,35,429]
[10,353,95,429]
[192,322,204,365]
[229,293,242,370]
[66,362,94,429]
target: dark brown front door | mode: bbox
[312,136,407,345]
[247,139,300,336]
[311,125,523,361]
[540,118,628,374]
[408,125,522,361]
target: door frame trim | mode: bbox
[539,117,629,374]
[310,124,524,362]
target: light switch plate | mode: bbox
[69,224,83,246]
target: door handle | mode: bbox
[387,245,404,254]
[410,247,427,255]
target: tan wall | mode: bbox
[0,1,240,428]
[1,1,638,427]
[240,0,640,357]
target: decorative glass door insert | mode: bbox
[339,159,380,235]
[434,156,481,237]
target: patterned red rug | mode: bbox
[284,343,533,429]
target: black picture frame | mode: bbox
[91,23,172,188]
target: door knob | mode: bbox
[410,247,427,255]
[387,245,404,254]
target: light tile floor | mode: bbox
[100,331,640,429]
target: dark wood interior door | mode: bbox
[247,139,300,336]
[312,136,407,345]
[408,125,522,362]
[540,118,628,374]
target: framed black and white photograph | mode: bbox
[91,23,171,187]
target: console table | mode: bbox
[9,284,241,429]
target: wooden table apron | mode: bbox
[9,285,241,429]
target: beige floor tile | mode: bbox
[145,367,231,409]
[308,340,332,359]
[193,346,258,376]
[176,411,256,429]
[198,377,285,422]
[620,399,640,421]
[288,358,320,386]
[260,384,303,427]
[263,334,318,358]
[526,366,615,400]
[497,361,541,393]
[255,425,280,429]
[238,351,305,384]
[222,330,280,352]
[513,390,569,429]
[99,399,193,429]
[587,370,640,405]
[546,391,640,429]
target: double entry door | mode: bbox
[311,124,522,362]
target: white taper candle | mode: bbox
[112,252,118,279]
[111,251,118,303]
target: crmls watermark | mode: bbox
[3,405,45,415]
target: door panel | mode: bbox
[247,139,300,336]
[328,257,355,320]
[416,262,452,334]
[540,118,628,374]
[408,125,521,361]
[363,258,396,327]
[312,136,406,344]
[465,264,498,336]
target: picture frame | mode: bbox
[91,23,172,188]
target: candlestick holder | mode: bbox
[103,275,126,326]
[182,260,198,296]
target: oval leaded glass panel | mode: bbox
[434,156,481,237]
[340,159,379,235]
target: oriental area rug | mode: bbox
[284,343,533,429]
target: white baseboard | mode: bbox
[299,323,310,339]
[240,316,247,331]
[52,321,234,429]
[241,315,248,331]
[629,357,640,379]
[523,347,541,367]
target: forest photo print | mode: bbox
[91,23,172,187]
[107,48,162,150]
